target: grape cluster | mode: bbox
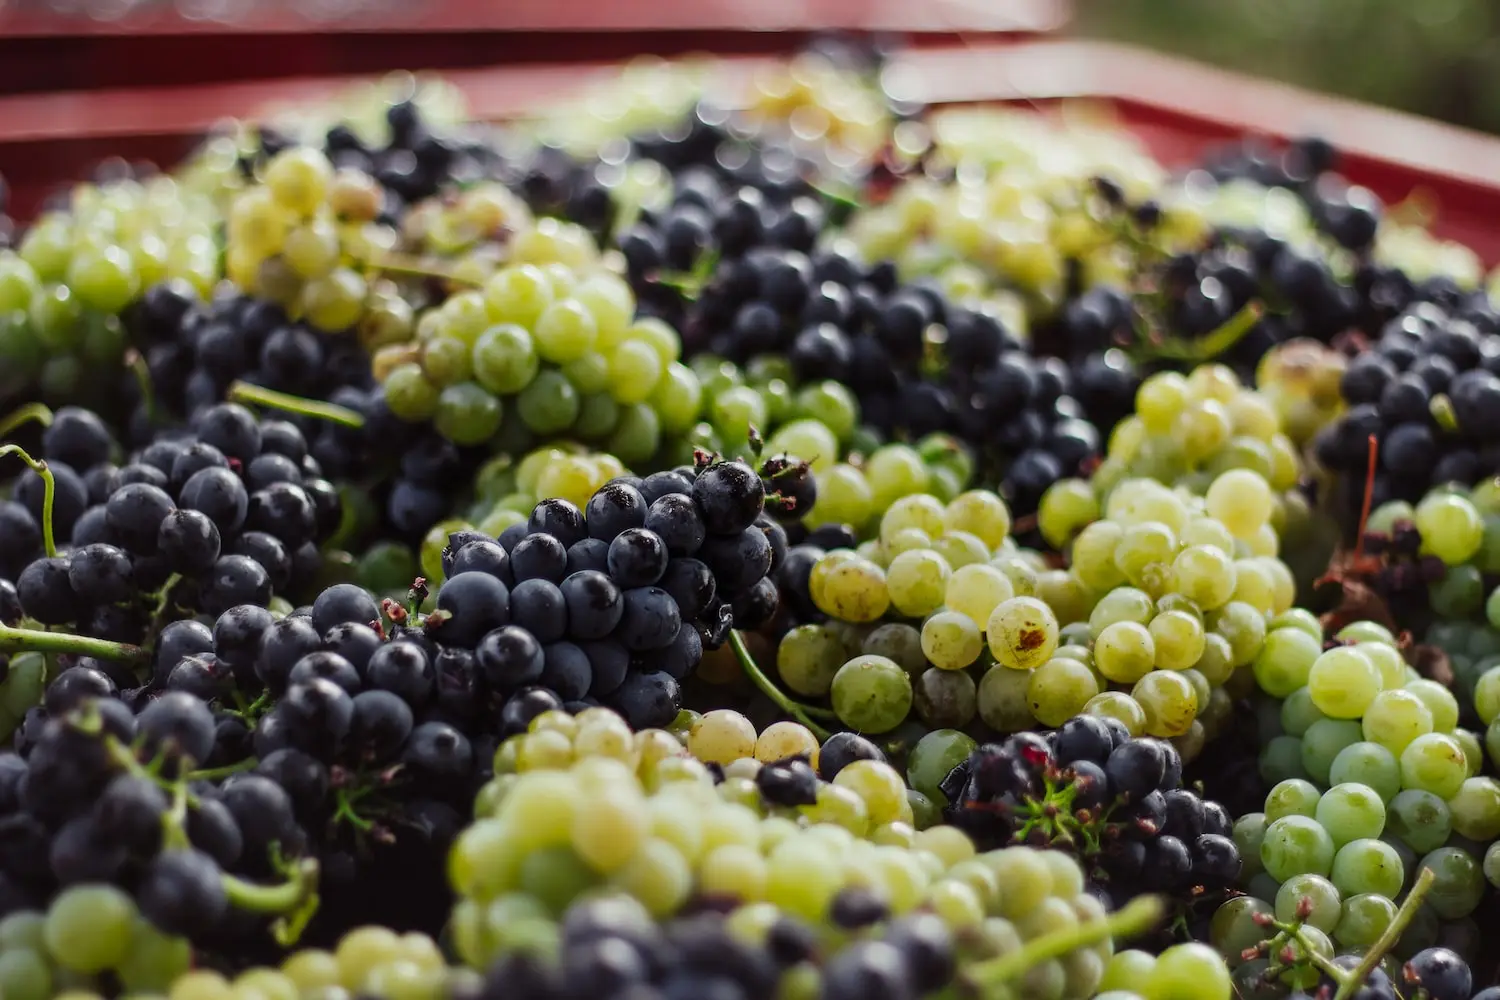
[1241,619,1496,970]
[8,402,341,641]
[944,719,1241,908]
[1318,294,1500,531]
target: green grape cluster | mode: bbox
[161,925,464,1000]
[0,886,192,1000]
[1242,619,1495,961]
[0,175,221,406]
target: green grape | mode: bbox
[865,445,930,510]
[1085,690,1147,735]
[1210,601,1266,666]
[1333,892,1397,950]
[1233,812,1268,878]
[1260,735,1309,784]
[0,949,52,1000]
[1266,778,1326,825]
[1416,847,1485,920]
[647,361,702,436]
[606,341,664,405]
[1071,520,1127,591]
[115,917,191,992]
[1089,586,1155,632]
[944,564,1015,626]
[1361,689,1433,754]
[809,464,875,529]
[1355,640,1408,691]
[930,531,989,570]
[830,655,913,733]
[606,404,660,466]
[1114,520,1177,592]
[1445,776,1500,842]
[516,369,581,435]
[1328,742,1401,803]
[1486,841,1500,889]
[885,549,952,617]
[1149,609,1205,670]
[1415,492,1484,565]
[1307,646,1380,719]
[1302,719,1364,786]
[1206,469,1274,538]
[1026,657,1100,728]
[1252,627,1321,698]
[1432,563,1485,618]
[1280,687,1325,737]
[1142,942,1232,1000]
[44,884,136,973]
[777,625,846,697]
[793,381,858,442]
[1191,632,1235,686]
[813,556,889,624]
[986,597,1059,670]
[472,324,540,395]
[1315,783,1386,846]
[68,244,138,313]
[1274,872,1342,933]
[1386,789,1453,854]
[1100,948,1158,989]
[1132,670,1198,738]
[434,381,503,445]
[1405,678,1460,732]
[1094,621,1156,684]
[532,299,597,364]
[1037,479,1098,549]
[920,611,982,671]
[1400,733,1468,799]
[906,729,977,805]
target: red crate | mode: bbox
[0,0,1065,93]
[1,38,1498,266]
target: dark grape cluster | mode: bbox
[469,457,786,729]
[467,893,956,1000]
[0,685,318,950]
[941,716,1242,909]
[1317,296,1500,515]
[7,402,341,645]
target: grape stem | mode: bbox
[127,350,159,426]
[0,621,144,662]
[964,894,1165,990]
[0,402,54,440]
[0,444,56,558]
[223,856,322,947]
[726,629,835,740]
[1328,866,1434,1000]
[1352,433,1379,565]
[361,253,483,289]
[187,757,260,781]
[228,381,366,429]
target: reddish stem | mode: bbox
[1353,434,1379,564]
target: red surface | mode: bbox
[0,0,1064,93]
[1,38,1498,264]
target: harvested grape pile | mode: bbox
[2,40,1500,1000]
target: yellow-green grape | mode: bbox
[1171,544,1237,610]
[1071,520,1127,591]
[1308,646,1382,720]
[754,722,820,764]
[1132,669,1199,738]
[1094,621,1156,684]
[986,597,1059,670]
[1405,678,1459,733]
[921,611,983,670]
[811,554,890,623]
[886,549,953,618]
[880,493,947,544]
[1415,492,1484,565]
[833,760,911,827]
[1038,478,1099,548]
[944,489,1012,549]
[945,563,1015,625]
[1086,690,1147,735]
[264,146,334,216]
[1114,520,1177,593]
[1027,656,1101,727]
[1206,469,1274,539]
[687,710,758,765]
[1137,371,1189,433]
[1361,689,1433,755]
[1181,516,1235,554]
[1150,609,1206,670]
[930,530,990,570]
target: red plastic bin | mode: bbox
[0,0,1066,93]
[0,38,1498,267]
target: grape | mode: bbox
[1132,670,1198,738]
[687,710,758,765]
[1315,783,1386,846]
[886,549,952,617]
[1400,733,1468,799]
[1302,719,1363,785]
[1333,893,1398,950]
[944,563,1015,625]
[1266,778,1322,822]
[812,555,890,624]
[44,884,137,973]
[986,597,1059,670]
[1415,492,1484,565]
[906,729,977,805]
[1417,847,1485,920]
[1252,626,1321,698]
[830,655,913,734]
[1149,609,1205,670]
[1445,776,1500,841]
[920,611,983,671]
[1261,815,1336,880]
[777,624,847,697]
[1328,742,1402,803]
[1206,470,1273,538]
[1274,872,1342,933]
[1142,942,1232,1000]
[1361,688,1433,753]
[1094,621,1156,684]
[1387,789,1453,854]
[1027,657,1100,728]
[1307,646,1380,719]
[1405,678,1460,732]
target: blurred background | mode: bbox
[1078,0,1500,134]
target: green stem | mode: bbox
[0,445,56,558]
[0,621,145,662]
[228,382,366,430]
[1329,867,1434,1000]
[162,776,191,850]
[361,253,483,289]
[0,403,54,440]
[966,895,1165,990]
[187,758,259,781]
[222,856,321,947]
[727,630,834,740]
[128,351,158,426]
